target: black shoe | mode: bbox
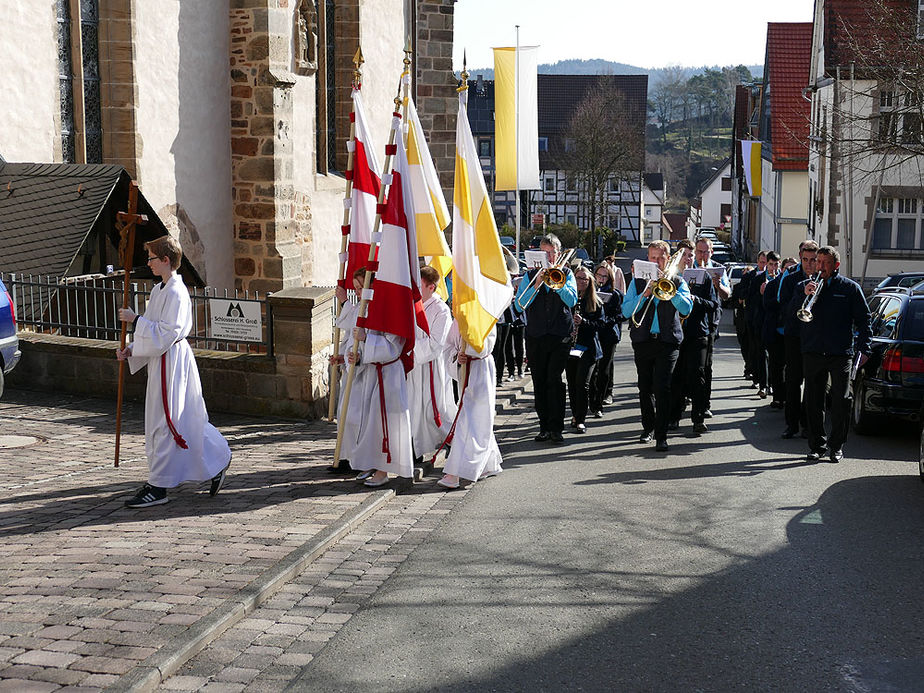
[655,439,669,452]
[535,431,551,442]
[210,462,230,496]
[770,400,785,409]
[125,484,168,508]
[692,422,708,434]
[550,431,565,444]
[806,448,827,462]
[639,431,653,443]
[327,459,353,475]
[703,410,713,419]
[668,420,679,431]
[781,428,798,439]
[603,395,614,405]
[591,410,603,419]
[829,449,844,463]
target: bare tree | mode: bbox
[559,78,645,253]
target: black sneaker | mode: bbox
[692,422,708,434]
[829,449,844,463]
[125,484,168,508]
[806,448,827,462]
[550,431,566,444]
[639,431,653,444]
[781,428,798,439]
[655,439,669,452]
[210,462,230,497]
[703,410,713,419]
[534,431,551,442]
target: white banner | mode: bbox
[209,298,263,343]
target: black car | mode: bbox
[852,288,924,434]
[872,272,924,294]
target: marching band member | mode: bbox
[742,251,768,386]
[669,239,718,434]
[799,246,871,463]
[693,237,730,418]
[760,254,793,409]
[622,240,693,452]
[777,240,818,439]
[746,250,774,398]
[409,267,456,465]
[589,262,624,416]
[116,235,231,508]
[566,266,604,433]
[437,322,502,488]
[514,233,578,444]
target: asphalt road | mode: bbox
[287,330,924,692]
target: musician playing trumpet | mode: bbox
[622,240,693,452]
[514,233,578,444]
[797,246,872,464]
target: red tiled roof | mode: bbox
[765,23,813,171]
[662,213,688,241]
[823,0,910,73]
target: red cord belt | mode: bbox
[373,355,401,464]
[429,356,482,464]
[160,345,188,450]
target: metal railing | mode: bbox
[1,273,273,355]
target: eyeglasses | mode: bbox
[576,277,590,282]
[147,256,159,263]
[595,274,608,280]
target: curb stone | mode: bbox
[104,489,395,693]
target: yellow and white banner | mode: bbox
[452,90,514,352]
[740,140,762,197]
[493,45,540,191]
[402,76,453,299]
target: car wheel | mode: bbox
[852,379,877,435]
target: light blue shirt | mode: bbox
[514,269,578,312]
[622,278,693,334]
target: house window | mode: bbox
[878,90,898,143]
[918,0,924,39]
[56,0,102,163]
[608,215,619,229]
[720,203,732,221]
[544,176,555,193]
[478,139,491,157]
[566,214,577,225]
[608,178,619,194]
[563,138,575,153]
[873,196,924,251]
[566,174,576,192]
[721,176,732,191]
[538,137,548,152]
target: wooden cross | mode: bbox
[114,181,148,467]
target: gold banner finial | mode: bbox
[458,50,469,92]
[352,47,364,88]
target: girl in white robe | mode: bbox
[408,269,456,460]
[117,235,231,508]
[342,325,414,486]
[437,322,502,488]
[328,271,363,474]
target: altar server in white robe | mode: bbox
[409,266,456,460]
[341,319,414,486]
[437,322,502,488]
[327,267,365,474]
[116,235,231,508]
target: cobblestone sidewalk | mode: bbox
[0,380,531,692]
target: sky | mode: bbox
[452,0,814,72]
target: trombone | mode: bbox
[518,248,577,310]
[630,249,685,328]
[797,271,823,322]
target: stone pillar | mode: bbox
[229,0,305,293]
[416,1,457,207]
[99,0,140,179]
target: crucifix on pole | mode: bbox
[114,181,148,467]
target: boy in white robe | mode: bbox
[437,322,502,488]
[327,268,365,474]
[116,235,231,508]
[409,267,456,471]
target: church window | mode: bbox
[56,0,102,164]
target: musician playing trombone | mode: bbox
[514,233,578,444]
[622,240,693,452]
[797,246,871,464]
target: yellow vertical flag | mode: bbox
[493,45,540,191]
[452,88,514,352]
[403,76,453,299]
[741,140,762,196]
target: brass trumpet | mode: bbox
[544,248,576,289]
[797,271,823,322]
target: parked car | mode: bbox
[711,251,735,264]
[695,228,719,240]
[499,235,515,250]
[852,287,924,435]
[0,277,20,398]
[724,263,751,291]
[872,272,924,295]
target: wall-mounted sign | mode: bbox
[209,299,262,342]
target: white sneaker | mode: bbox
[355,470,374,482]
[364,472,390,487]
[437,474,460,489]
[478,469,499,481]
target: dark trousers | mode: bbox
[526,334,570,434]
[589,338,616,412]
[493,323,511,383]
[670,337,709,424]
[632,340,680,440]
[783,334,806,431]
[748,326,767,389]
[566,352,598,424]
[506,324,525,376]
[803,352,851,453]
[766,337,786,401]
[704,332,716,410]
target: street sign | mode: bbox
[531,213,545,229]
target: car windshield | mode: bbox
[903,300,924,341]
[730,267,745,279]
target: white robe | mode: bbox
[408,296,456,457]
[127,273,231,488]
[340,330,413,478]
[334,300,360,422]
[441,323,503,482]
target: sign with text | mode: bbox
[209,298,263,342]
